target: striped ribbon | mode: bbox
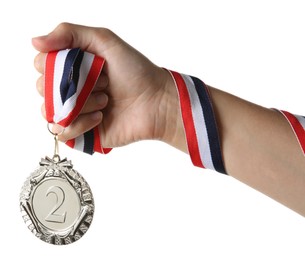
[45,48,111,155]
[169,70,305,172]
[169,70,226,174]
[276,110,305,155]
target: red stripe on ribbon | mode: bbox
[65,139,75,149]
[45,51,58,123]
[169,70,204,168]
[281,110,305,154]
[57,56,105,127]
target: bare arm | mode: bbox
[210,87,305,216]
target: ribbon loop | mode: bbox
[45,48,111,154]
[169,70,226,174]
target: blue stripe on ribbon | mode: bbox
[83,129,95,155]
[60,48,95,155]
[190,76,226,174]
[60,48,84,103]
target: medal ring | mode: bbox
[47,123,65,136]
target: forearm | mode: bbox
[210,87,305,216]
[162,74,305,216]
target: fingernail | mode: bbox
[91,111,103,121]
[52,124,65,135]
[32,35,48,41]
[96,93,108,105]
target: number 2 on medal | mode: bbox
[45,186,67,223]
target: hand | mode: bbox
[33,23,187,151]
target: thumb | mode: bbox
[32,22,114,55]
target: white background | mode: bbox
[0,0,305,259]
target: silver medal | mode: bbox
[20,132,94,245]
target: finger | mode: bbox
[41,102,104,138]
[50,124,65,135]
[34,53,46,74]
[93,73,109,92]
[41,103,46,119]
[58,111,103,142]
[36,75,44,96]
[40,91,107,117]
[81,92,108,114]
[32,22,118,55]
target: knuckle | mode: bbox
[100,28,114,37]
[96,27,117,42]
[56,22,72,32]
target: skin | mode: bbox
[33,23,305,217]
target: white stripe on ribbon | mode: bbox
[53,49,69,120]
[74,134,85,152]
[181,74,215,170]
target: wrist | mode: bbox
[154,69,188,153]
